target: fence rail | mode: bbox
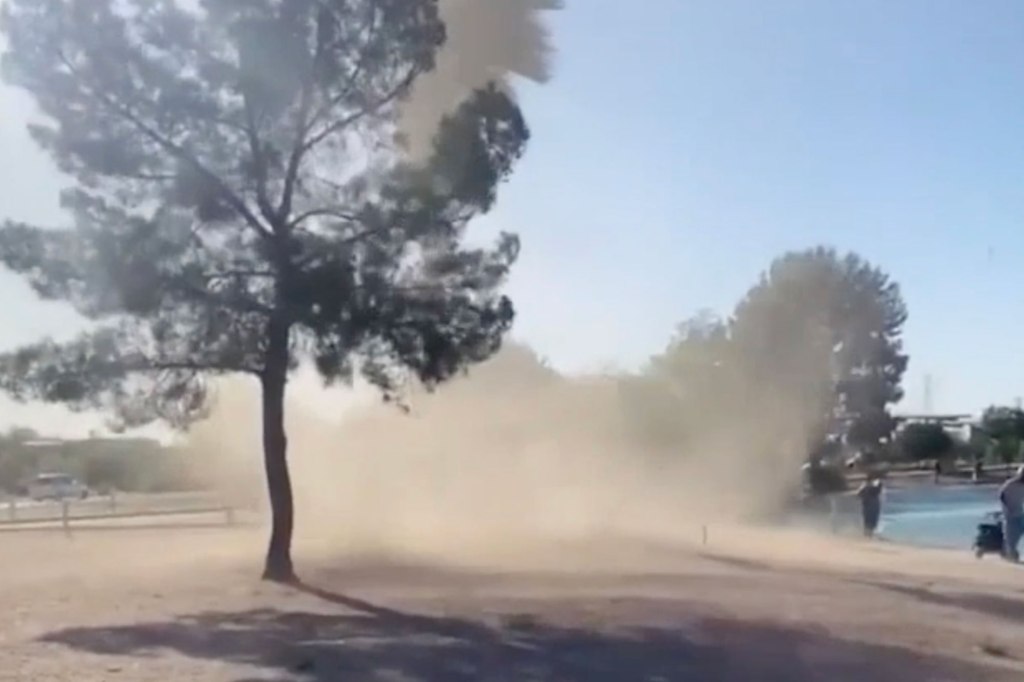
[0,491,238,531]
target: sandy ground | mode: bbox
[4,522,1024,681]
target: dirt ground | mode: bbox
[4,522,1024,682]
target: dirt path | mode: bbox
[3,524,1024,681]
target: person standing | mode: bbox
[856,476,884,538]
[998,465,1024,561]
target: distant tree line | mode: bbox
[893,407,1024,466]
[979,406,1024,464]
[0,428,200,495]
[893,423,957,462]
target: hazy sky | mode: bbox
[1,0,1023,433]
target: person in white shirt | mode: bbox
[998,465,1024,561]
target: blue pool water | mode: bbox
[860,484,1000,550]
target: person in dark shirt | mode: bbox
[856,476,883,538]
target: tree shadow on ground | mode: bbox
[39,583,1016,682]
[853,578,1024,626]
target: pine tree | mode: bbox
[0,0,530,582]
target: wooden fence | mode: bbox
[0,491,238,532]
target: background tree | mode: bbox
[896,423,955,462]
[619,311,737,454]
[625,249,907,481]
[981,406,1024,464]
[730,247,908,455]
[0,0,533,582]
[0,430,188,494]
[4,427,39,444]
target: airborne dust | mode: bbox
[399,0,563,159]
[185,344,818,568]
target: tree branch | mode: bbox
[278,66,421,224]
[301,7,381,136]
[242,99,279,226]
[201,268,276,283]
[299,68,418,155]
[66,353,258,378]
[169,278,273,315]
[146,359,257,374]
[293,224,390,268]
[276,7,333,229]
[287,206,360,229]
[57,51,273,241]
[116,171,177,182]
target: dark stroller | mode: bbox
[974,512,1004,558]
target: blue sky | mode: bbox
[1,0,1023,432]
[488,0,1024,414]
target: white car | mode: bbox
[27,473,89,502]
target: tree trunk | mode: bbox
[261,323,296,583]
